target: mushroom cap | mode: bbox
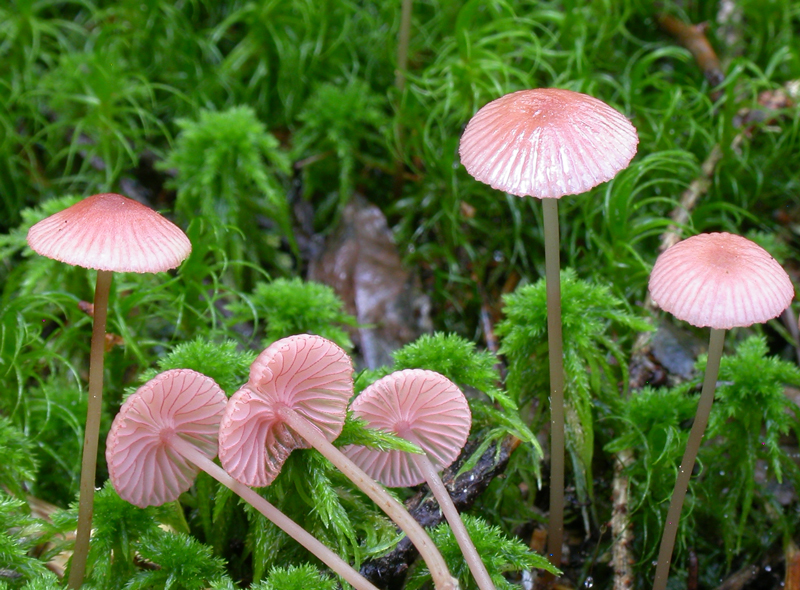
[27,193,191,273]
[343,369,471,488]
[218,334,354,487]
[459,88,638,199]
[106,369,227,508]
[649,232,794,329]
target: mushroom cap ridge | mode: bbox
[459,88,638,199]
[106,369,227,508]
[343,369,471,488]
[648,232,794,329]
[27,193,191,273]
[218,334,354,488]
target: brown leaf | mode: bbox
[308,194,431,368]
[105,333,125,352]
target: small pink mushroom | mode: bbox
[344,369,494,590]
[27,192,192,588]
[218,335,458,590]
[106,368,381,590]
[459,90,639,568]
[648,232,794,590]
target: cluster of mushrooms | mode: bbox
[26,87,795,590]
[106,336,478,590]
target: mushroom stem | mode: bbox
[542,197,565,569]
[169,436,381,590]
[412,452,496,590]
[68,269,113,589]
[652,328,726,590]
[279,407,459,590]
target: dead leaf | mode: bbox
[308,194,431,369]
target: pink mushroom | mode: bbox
[218,334,458,590]
[648,233,794,590]
[27,192,192,588]
[106,368,381,590]
[459,88,638,568]
[344,369,495,590]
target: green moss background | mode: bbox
[2,0,800,588]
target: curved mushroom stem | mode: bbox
[652,328,726,590]
[542,198,565,570]
[279,407,460,590]
[413,453,496,590]
[169,437,381,590]
[68,269,113,589]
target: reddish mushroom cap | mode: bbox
[343,369,471,488]
[218,334,354,487]
[649,232,794,329]
[459,88,638,199]
[27,193,191,273]
[106,369,227,508]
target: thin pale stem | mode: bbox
[170,438,380,590]
[413,453,495,590]
[392,0,413,198]
[652,328,726,590]
[395,0,413,92]
[68,269,113,589]
[279,407,459,590]
[542,198,565,569]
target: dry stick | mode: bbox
[278,407,459,590]
[652,329,726,590]
[659,145,724,253]
[611,448,635,590]
[784,541,800,590]
[542,198,565,570]
[657,14,724,88]
[68,269,112,589]
[413,453,496,590]
[169,438,381,590]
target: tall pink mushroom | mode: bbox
[648,232,794,590]
[106,368,381,590]
[218,335,458,590]
[344,369,495,590]
[26,192,191,588]
[459,88,638,567]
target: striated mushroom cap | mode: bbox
[218,334,354,487]
[343,369,471,487]
[27,193,191,273]
[459,88,638,199]
[106,369,227,508]
[649,232,794,329]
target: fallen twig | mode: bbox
[786,541,800,590]
[657,14,724,88]
[611,448,635,590]
[659,144,724,253]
